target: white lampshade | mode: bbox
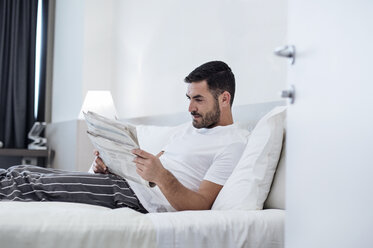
[78,90,118,119]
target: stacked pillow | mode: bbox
[212,106,286,210]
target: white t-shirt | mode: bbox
[128,123,248,213]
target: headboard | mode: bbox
[125,101,284,128]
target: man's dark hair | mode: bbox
[184,61,235,106]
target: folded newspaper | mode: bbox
[83,111,155,187]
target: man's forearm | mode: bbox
[130,148,219,211]
[156,169,212,211]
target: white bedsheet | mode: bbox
[0,202,156,248]
[0,202,284,248]
[148,209,284,248]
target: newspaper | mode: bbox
[83,111,155,187]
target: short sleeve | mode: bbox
[203,142,246,185]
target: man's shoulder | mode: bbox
[218,124,250,142]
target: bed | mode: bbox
[0,101,286,248]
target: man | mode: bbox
[94,61,247,212]
[0,61,247,213]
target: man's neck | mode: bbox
[217,112,234,127]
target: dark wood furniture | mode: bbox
[0,149,54,169]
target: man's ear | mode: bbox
[219,91,231,108]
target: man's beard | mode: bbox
[191,100,220,129]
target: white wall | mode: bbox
[51,0,287,121]
[82,0,115,99]
[49,0,287,169]
[52,0,115,123]
[112,0,287,118]
[52,0,84,123]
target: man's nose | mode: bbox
[188,101,196,113]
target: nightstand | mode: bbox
[0,149,54,169]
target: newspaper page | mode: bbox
[83,111,155,187]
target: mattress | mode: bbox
[0,202,284,248]
[148,209,284,248]
[0,202,156,248]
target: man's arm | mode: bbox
[132,149,223,211]
[158,171,223,211]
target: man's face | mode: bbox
[186,80,220,129]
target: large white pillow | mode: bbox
[212,106,286,210]
[136,122,189,155]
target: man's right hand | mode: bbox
[92,150,109,174]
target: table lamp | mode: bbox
[78,90,118,120]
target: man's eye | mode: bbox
[195,99,202,102]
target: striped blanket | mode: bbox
[0,165,147,213]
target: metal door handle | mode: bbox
[274,45,296,65]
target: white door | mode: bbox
[285,1,373,248]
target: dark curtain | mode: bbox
[0,0,38,148]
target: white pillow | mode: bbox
[136,122,189,155]
[212,106,286,210]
